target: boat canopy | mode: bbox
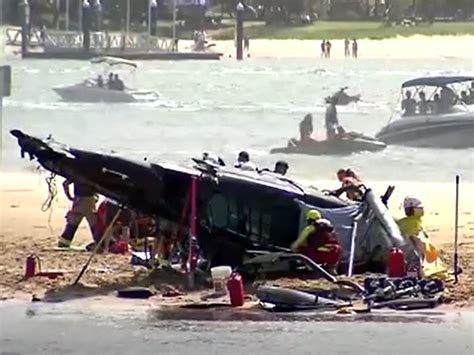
[90,56,138,68]
[402,76,474,88]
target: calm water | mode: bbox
[1,57,473,182]
[0,301,473,355]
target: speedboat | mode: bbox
[376,76,474,149]
[53,56,159,103]
[270,132,386,156]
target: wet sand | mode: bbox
[0,171,473,305]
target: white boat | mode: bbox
[376,76,474,149]
[53,56,159,103]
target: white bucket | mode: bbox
[210,266,232,293]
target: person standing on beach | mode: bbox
[58,180,98,248]
[320,40,326,58]
[244,35,250,53]
[325,40,332,58]
[352,39,358,58]
[344,38,350,57]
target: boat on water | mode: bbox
[271,132,386,156]
[376,76,474,149]
[53,56,159,103]
[10,129,416,273]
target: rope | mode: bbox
[41,172,57,212]
[40,172,58,233]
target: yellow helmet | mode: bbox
[306,209,321,222]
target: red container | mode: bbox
[226,272,244,307]
[387,247,405,278]
[24,254,37,279]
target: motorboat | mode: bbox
[10,129,415,272]
[376,76,474,149]
[53,56,159,103]
[270,132,386,156]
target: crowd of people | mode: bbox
[96,73,125,91]
[320,39,358,58]
[402,82,474,116]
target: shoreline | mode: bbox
[2,35,474,60]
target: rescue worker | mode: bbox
[274,160,289,175]
[397,196,425,252]
[397,196,447,278]
[291,210,341,275]
[234,151,257,171]
[329,168,363,201]
[58,179,98,248]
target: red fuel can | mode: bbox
[387,248,405,278]
[226,272,244,307]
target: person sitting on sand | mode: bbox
[58,180,98,249]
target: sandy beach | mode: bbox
[2,34,474,60]
[0,170,473,305]
[206,35,474,59]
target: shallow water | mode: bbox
[1,57,473,182]
[0,301,473,355]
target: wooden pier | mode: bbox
[7,28,222,61]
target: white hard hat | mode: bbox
[403,196,423,209]
[317,218,333,228]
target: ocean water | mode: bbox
[1,56,473,183]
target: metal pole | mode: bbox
[126,0,130,35]
[65,0,70,31]
[56,0,60,29]
[454,175,460,284]
[147,0,152,36]
[236,3,244,60]
[78,0,82,31]
[172,0,176,42]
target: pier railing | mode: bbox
[6,27,44,47]
[7,28,175,53]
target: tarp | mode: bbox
[402,76,474,88]
[296,193,416,265]
[296,200,367,262]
